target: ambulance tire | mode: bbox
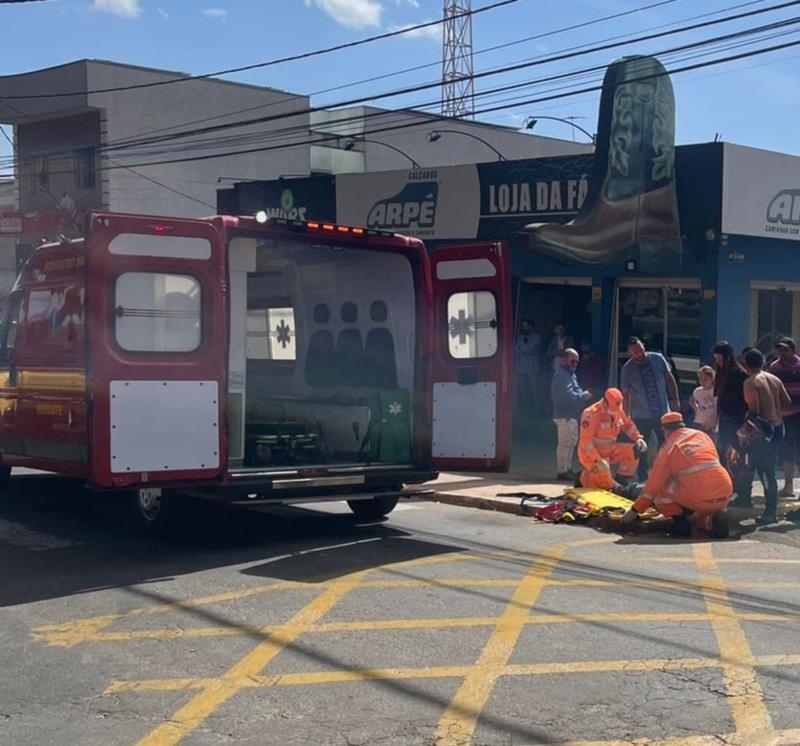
[129,489,185,535]
[347,494,399,520]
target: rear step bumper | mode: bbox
[228,488,434,507]
[189,466,438,502]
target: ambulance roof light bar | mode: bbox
[254,213,394,238]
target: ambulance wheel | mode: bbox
[347,494,399,520]
[129,488,181,534]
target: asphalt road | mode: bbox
[2,475,800,745]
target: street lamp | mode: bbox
[427,129,506,161]
[343,137,420,168]
[523,116,595,144]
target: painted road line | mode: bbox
[0,518,76,551]
[32,582,307,647]
[693,543,775,744]
[34,548,481,647]
[433,543,567,746]
[60,608,800,646]
[135,572,367,746]
[105,649,800,697]
[130,545,474,746]
[537,736,735,746]
[505,657,721,677]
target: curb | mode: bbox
[422,492,524,515]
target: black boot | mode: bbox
[669,514,692,537]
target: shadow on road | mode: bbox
[0,475,462,607]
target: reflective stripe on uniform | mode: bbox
[593,437,616,446]
[676,460,721,476]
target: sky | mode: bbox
[1,0,800,176]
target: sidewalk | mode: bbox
[425,471,567,514]
[426,469,800,523]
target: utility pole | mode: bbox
[441,1,475,119]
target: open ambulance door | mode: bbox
[430,242,512,471]
[85,213,227,488]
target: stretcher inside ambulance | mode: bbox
[0,211,511,529]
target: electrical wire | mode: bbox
[4,9,795,170]
[97,0,691,148]
[58,0,800,156]
[14,34,800,180]
[2,14,798,174]
[0,0,519,100]
[3,0,789,168]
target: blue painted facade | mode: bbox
[220,141,800,368]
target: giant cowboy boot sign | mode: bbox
[525,55,682,271]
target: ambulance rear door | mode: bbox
[429,241,512,471]
[85,213,227,488]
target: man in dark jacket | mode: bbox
[551,348,591,480]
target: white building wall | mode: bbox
[310,107,592,174]
[86,62,311,218]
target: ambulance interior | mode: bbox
[227,235,417,469]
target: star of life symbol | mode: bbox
[275,319,292,348]
[388,401,403,416]
[449,309,473,344]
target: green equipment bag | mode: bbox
[367,389,411,462]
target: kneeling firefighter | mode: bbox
[622,412,732,538]
[578,388,647,489]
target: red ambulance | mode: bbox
[0,211,511,530]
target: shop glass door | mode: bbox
[615,283,701,401]
[753,287,799,353]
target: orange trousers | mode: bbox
[648,492,732,530]
[579,443,639,489]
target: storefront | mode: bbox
[218,140,800,401]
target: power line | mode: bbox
[0,0,519,101]
[86,0,692,152]
[18,35,800,180]
[65,0,800,156]
[3,13,798,171]
[2,0,783,167]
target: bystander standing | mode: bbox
[514,319,541,418]
[620,337,680,480]
[713,341,749,497]
[738,349,791,523]
[546,323,575,371]
[551,348,591,481]
[769,337,800,497]
[690,366,718,436]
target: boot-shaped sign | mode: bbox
[525,55,682,270]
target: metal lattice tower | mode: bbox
[441,1,475,119]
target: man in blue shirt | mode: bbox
[551,348,591,480]
[620,336,680,480]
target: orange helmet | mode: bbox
[660,411,684,427]
[604,388,624,411]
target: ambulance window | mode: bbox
[447,291,498,359]
[0,294,21,363]
[115,272,201,353]
[247,306,296,361]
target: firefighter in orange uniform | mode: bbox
[578,388,647,489]
[623,412,732,538]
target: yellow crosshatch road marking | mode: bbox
[31,533,800,746]
[50,608,800,647]
[136,572,368,746]
[104,652,800,696]
[693,543,774,743]
[434,537,613,746]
